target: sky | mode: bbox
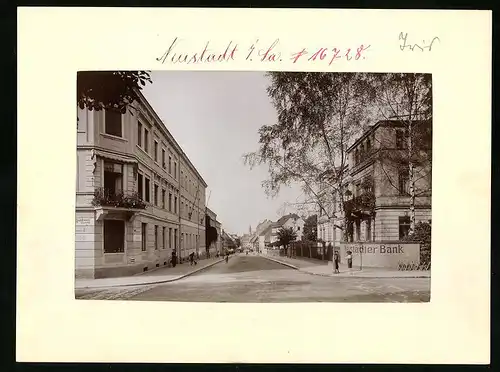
[141,71,304,236]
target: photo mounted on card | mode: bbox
[17,7,491,364]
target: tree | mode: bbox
[402,221,431,267]
[77,71,152,115]
[243,72,374,240]
[367,73,432,235]
[303,214,318,242]
[276,226,298,257]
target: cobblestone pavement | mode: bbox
[75,255,430,302]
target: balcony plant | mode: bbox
[92,188,146,209]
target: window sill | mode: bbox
[101,133,128,142]
[136,145,152,159]
[103,252,125,255]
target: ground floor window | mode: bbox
[141,223,147,251]
[162,227,166,249]
[154,225,159,250]
[103,219,125,253]
[399,216,411,239]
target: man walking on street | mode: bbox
[189,251,197,266]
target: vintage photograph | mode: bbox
[75,71,432,302]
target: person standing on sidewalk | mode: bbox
[346,251,353,269]
[171,250,178,268]
[189,252,197,266]
[334,251,340,274]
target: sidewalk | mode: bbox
[75,257,225,289]
[261,254,430,278]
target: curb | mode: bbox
[261,256,430,279]
[261,255,299,270]
[76,258,226,289]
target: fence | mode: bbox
[266,241,333,262]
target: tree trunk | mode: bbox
[408,121,416,235]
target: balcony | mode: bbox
[343,192,375,220]
[92,187,147,221]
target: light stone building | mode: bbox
[76,90,207,279]
[317,120,432,250]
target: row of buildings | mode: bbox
[242,214,305,253]
[75,89,224,279]
[247,120,431,267]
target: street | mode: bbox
[76,254,430,302]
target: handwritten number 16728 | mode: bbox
[291,45,370,65]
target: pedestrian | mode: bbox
[189,252,197,266]
[334,251,340,274]
[171,251,177,268]
[225,252,229,263]
[346,251,353,269]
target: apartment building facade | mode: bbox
[75,91,207,279]
[317,120,431,266]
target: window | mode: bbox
[168,193,172,212]
[103,162,123,196]
[154,225,159,250]
[103,220,125,253]
[162,189,166,209]
[396,130,406,149]
[366,138,371,151]
[137,122,143,147]
[297,226,300,231]
[105,110,122,137]
[138,173,143,199]
[144,129,149,153]
[399,216,411,239]
[162,227,166,249]
[141,223,147,251]
[181,201,184,216]
[366,218,372,242]
[398,171,410,195]
[181,171,184,186]
[168,156,172,174]
[174,196,178,214]
[145,177,150,202]
[162,149,166,168]
[174,163,177,179]
[154,141,158,162]
[154,184,159,206]
[169,228,172,249]
[174,228,178,249]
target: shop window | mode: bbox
[103,220,125,253]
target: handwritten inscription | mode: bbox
[290,44,370,65]
[156,37,370,65]
[156,37,238,64]
[399,32,440,52]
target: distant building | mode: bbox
[270,214,305,246]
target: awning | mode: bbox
[93,149,138,164]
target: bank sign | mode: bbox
[339,242,420,268]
